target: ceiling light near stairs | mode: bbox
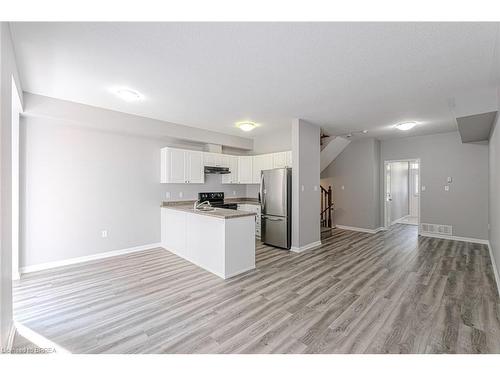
[113,88,144,102]
[395,121,417,131]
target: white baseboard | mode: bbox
[6,322,16,352]
[291,240,322,253]
[14,322,70,354]
[336,225,384,234]
[20,242,162,274]
[487,242,500,295]
[419,231,489,245]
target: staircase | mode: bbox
[320,185,334,240]
[320,136,350,172]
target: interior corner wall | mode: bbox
[320,138,381,230]
[0,22,23,348]
[489,112,500,282]
[381,131,489,240]
[291,119,320,249]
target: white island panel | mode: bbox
[161,207,255,279]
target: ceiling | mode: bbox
[10,22,500,140]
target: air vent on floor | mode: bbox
[420,223,453,236]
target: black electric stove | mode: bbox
[198,192,237,210]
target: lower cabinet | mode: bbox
[238,204,261,238]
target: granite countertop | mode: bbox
[161,202,256,219]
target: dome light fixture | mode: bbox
[114,88,144,102]
[395,121,417,131]
[236,121,258,132]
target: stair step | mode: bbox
[321,226,334,240]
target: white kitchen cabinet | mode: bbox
[252,154,274,183]
[161,147,205,184]
[273,152,287,168]
[238,204,261,238]
[222,155,239,184]
[286,151,292,167]
[185,151,204,183]
[238,156,253,184]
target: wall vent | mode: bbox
[420,223,453,236]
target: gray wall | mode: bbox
[381,132,489,240]
[489,112,500,281]
[292,119,320,248]
[0,22,23,347]
[321,138,381,230]
[20,115,254,268]
[390,161,409,223]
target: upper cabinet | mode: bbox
[252,154,274,183]
[237,156,253,184]
[221,155,239,184]
[161,147,291,184]
[161,147,204,184]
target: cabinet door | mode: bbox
[229,156,239,183]
[203,152,216,167]
[222,155,237,184]
[286,151,292,167]
[273,152,287,168]
[253,154,274,183]
[238,156,253,184]
[185,151,204,184]
[168,148,186,183]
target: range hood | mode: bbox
[204,166,230,174]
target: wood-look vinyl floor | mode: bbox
[13,224,500,354]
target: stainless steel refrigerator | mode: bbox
[260,168,291,249]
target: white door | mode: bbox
[169,148,186,183]
[238,156,253,183]
[409,162,420,218]
[185,151,204,184]
[385,162,392,227]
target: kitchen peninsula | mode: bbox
[161,202,256,279]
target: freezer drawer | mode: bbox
[261,215,290,249]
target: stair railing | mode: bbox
[320,185,333,228]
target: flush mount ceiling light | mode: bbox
[236,121,258,132]
[114,88,144,102]
[395,121,417,131]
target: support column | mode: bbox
[291,119,321,252]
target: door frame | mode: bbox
[383,158,421,233]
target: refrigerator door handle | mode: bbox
[260,172,265,211]
[262,215,284,221]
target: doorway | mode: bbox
[384,159,420,229]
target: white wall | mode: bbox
[292,119,320,249]
[489,112,500,282]
[381,132,489,240]
[0,22,23,348]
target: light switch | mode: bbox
[447,177,452,183]
[444,185,449,191]
[101,230,108,238]
[165,192,171,199]
[341,185,345,190]
[233,190,236,195]
[301,185,305,192]
[314,186,318,191]
[421,185,426,192]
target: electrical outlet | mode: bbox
[341,185,345,190]
[301,185,305,192]
[447,177,452,183]
[179,192,183,198]
[444,185,449,192]
[101,230,108,238]
[165,192,171,199]
[314,186,318,191]
[233,190,236,195]
[421,185,426,192]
